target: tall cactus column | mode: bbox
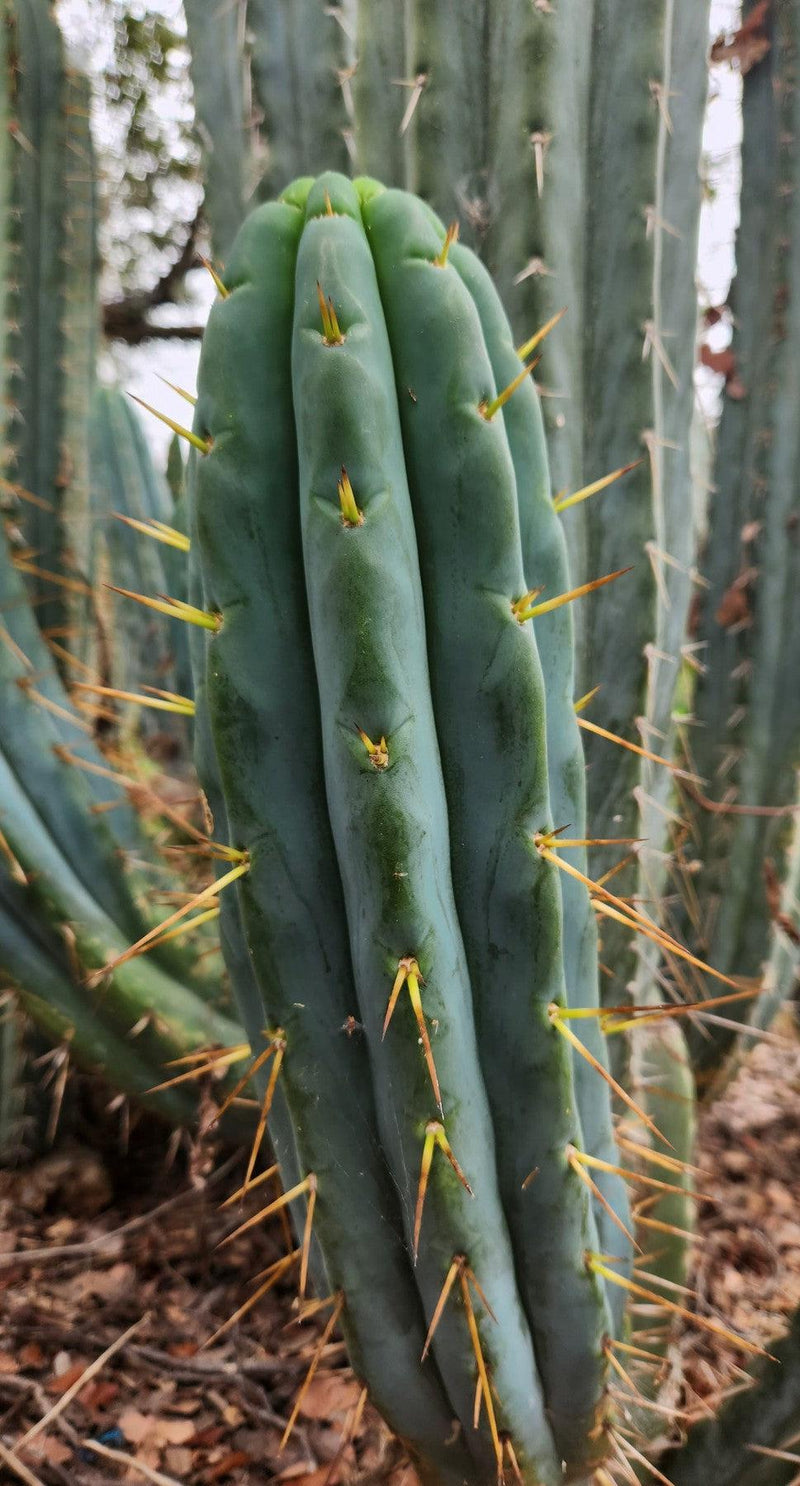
[191,170,635,1485]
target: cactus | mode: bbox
[1,0,98,644]
[682,0,800,1076]
[188,169,644,1485]
[85,386,192,734]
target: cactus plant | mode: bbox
[85,385,193,733]
[188,168,645,1485]
[681,0,800,1076]
[1,0,98,644]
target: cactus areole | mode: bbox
[190,173,633,1486]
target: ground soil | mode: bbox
[0,1024,798,1486]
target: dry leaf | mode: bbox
[716,580,750,628]
[295,1372,363,1422]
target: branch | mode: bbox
[102,208,205,344]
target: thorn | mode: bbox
[128,394,212,453]
[203,1250,299,1347]
[356,726,388,769]
[538,833,643,850]
[553,460,644,514]
[73,682,195,717]
[87,859,249,987]
[382,958,442,1113]
[434,221,459,267]
[396,72,427,134]
[222,1162,281,1209]
[503,1437,525,1485]
[323,189,334,215]
[338,468,363,527]
[458,1265,503,1475]
[571,1150,700,1202]
[574,685,601,714]
[535,840,747,996]
[587,1255,772,1358]
[104,583,221,631]
[616,1432,676,1486]
[316,282,344,345]
[156,374,198,405]
[0,475,54,511]
[479,358,540,420]
[280,1294,344,1449]
[515,306,567,361]
[220,1173,315,1249]
[149,1043,251,1094]
[199,256,229,298]
[299,1174,318,1298]
[512,567,632,623]
[635,1212,700,1245]
[567,1144,639,1250]
[548,1007,672,1148]
[206,1033,285,1155]
[11,557,91,595]
[17,679,92,734]
[113,512,191,552]
[414,1120,473,1260]
[616,1134,702,1178]
[576,716,699,781]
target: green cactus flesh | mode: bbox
[191,172,635,1484]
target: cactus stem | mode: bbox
[587,1255,771,1359]
[199,257,229,300]
[281,1293,344,1450]
[128,394,212,453]
[113,512,191,552]
[479,357,540,421]
[87,858,249,986]
[382,957,442,1113]
[567,1144,639,1251]
[337,468,363,527]
[103,583,222,631]
[72,682,196,717]
[548,1008,671,1148]
[11,557,92,595]
[433,221,459,268]
[513,567,632,624]
[316,282,344,345]
[220,1171,316,1248]
[413,1119,474,1261]
[204,1249,300,1348]
[515,306,568,361]
[156,376,198,406]
[576,716,697,779]
[355,726,388,768]
[552,460,643,515]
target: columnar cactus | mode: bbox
[190,170,637,1485]
[683,0,800,1074]
[1,0,98,644]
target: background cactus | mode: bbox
[681,0,800,1078]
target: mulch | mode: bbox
[0,1023,798,1485]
